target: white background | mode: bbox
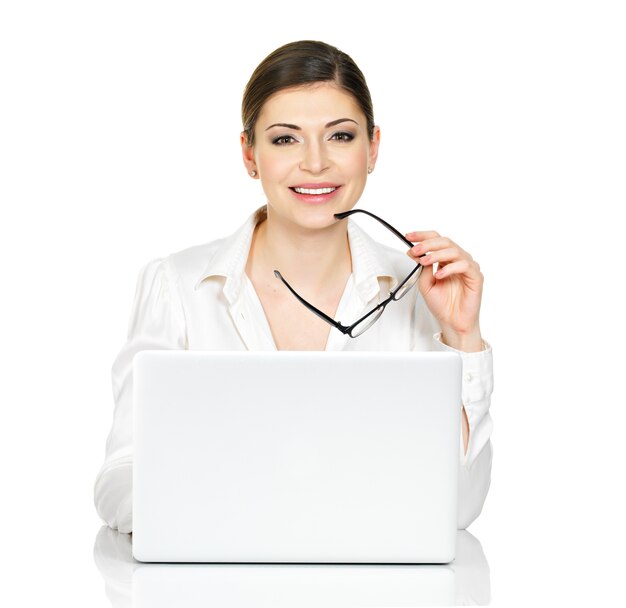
[1,1,624,606]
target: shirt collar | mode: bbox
[194,205,399,304]
[346,216,398,302]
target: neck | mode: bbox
[247,207,352,294]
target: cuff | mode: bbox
[432,332,493,405]
[94,456,133,534]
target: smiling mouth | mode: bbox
[289,186,340,195]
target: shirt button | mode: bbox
[464,372,474,382]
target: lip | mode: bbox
[290,182,342,188]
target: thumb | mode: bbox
[417,259,436,295]
[406,249,436,294]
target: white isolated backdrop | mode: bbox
[1,1,624,606]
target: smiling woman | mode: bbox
[242,82,378,233]
[94,39,494,535]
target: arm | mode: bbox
[406,230,493,529]
[439,328,483,456]
[93,257,187,533]
[434,331,493,529]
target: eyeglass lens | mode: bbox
[350,306,386,337]
[393,265,423,300]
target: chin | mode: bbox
[268,196,354,231]
[292,207,344,231]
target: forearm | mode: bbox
[94,457,133,533]
[432,329,493,527]
[440,329,482,456]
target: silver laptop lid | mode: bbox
[133,350,462,563]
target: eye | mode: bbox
[331,131,355,142]
[272,135,296,145]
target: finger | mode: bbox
[408,237,456,258]
[433,259,481,281]
[405,230,440,243]
[415,246,464,266]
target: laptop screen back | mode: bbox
[132,350,462,563]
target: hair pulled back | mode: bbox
[241,40,375,147]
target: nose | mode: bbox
[299,140,329,174]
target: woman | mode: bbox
[94,40,493,533]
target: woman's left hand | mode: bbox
[406,231,484,351]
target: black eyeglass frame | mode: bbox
[273,209,425,338]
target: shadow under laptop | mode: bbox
[93,526,491,607]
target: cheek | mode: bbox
[346,150,369,176]
[257,150,290,177]
[351,143,370,165]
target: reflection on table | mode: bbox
[93,526,490,607]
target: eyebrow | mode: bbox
[265,118,358,131]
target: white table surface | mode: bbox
[94,526,491,607]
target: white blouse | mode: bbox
[94,206,494,533]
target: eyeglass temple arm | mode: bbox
[273,270,352,335]
[334,209,415,248]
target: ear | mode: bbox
[368,125,381,171]
[240,131,257,177]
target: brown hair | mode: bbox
[241,40,375,147]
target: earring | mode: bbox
[367,167,373,174]
[250,170,257,177]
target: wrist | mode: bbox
[440,327,483,353]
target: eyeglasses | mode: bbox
[274,209,424,338]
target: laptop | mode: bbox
[132,350,462,564]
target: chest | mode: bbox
[183,273,425,352]
[248,276,348,351]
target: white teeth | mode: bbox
[293,186,337,195]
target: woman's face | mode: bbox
[241,82,380,231]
